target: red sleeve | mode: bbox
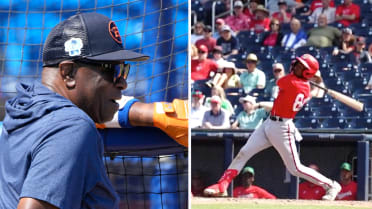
[264,18,271,31]
[233,187,243,197]
[335,5,343,16]
[310,0,317,12]
[255,187,277,199]
[210,60,218,72]
[353,4,360,20]
[330,0,335,7]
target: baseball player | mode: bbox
[203,54,342,200]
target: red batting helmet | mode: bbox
[295,54,319,79]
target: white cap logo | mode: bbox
[64,38,83,56]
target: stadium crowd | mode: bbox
[191,0,372,130]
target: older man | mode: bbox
[307,14,341,48]
[309,0,336,24]
[239,53,266,94]
[224,0,251,32]
[264,63,286,99]
[281,18,307,50]
[202,95,231,129]
[216,25,240,58]
[0,12,187,209]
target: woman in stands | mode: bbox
[212,61,241,90]
[204,85,235,115]
[332,28,355,56]
[260,18,284,47]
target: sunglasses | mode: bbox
[273,69,282,73]
[75,60,130,83]
[271,23,279,26]
[198,50,207,54]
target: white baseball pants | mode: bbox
[228,118,333,189]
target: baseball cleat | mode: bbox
[322,181,341,200]
[203,184,228,197]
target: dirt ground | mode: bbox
[191,197,372,208]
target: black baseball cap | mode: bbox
[42,12,149,67]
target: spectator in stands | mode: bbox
[353,36,372,64]
[212,46,226,71]
[239,53,266,94]
[244,0,260,19]
[191,91,207,129]
[303,0,335,16]
[332,27,355,56]
[336,162,357,200]
[196,25,217,54]
[191,22,205,44]
[267,0,303,15]
[272,0,292,24]
[281,18,307,49]
[205,86,235,115]
[233,166,277,199]
[308,0,336,24]
[191,44,219,81]
[335,0,360,27]
[217,25,239,58]
[249,5,271,34]
[365,75,372,90]
[201,95,231,129]
[225,1,251,32]
[264,63,286,99]
[231,95,272,129]
[307,14,341,48]
[211,61,241,89]
[213,18,225,39]
[299,164,326,200]
[260,18,284,47]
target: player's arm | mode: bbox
[17,198,59,209]
[255,101,273,112]
[96,97,188,147]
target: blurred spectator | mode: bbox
[309,0,336,24]
[211,61,241,89]
[212,46,226,71]
[217,25,240,58]
[205,86,235,115]
[192,171,206,197]
[191,91,207,129]
[298,164,326,200]
[353,36,372,64]
[307,14,341,48]
[202,95,231,129]
[225,1,251,32]
[260,18,284,47]
[301,0,335,16]
[191,44,199,60]
[244,0,260,19]
[213,18,225,39]
[233,166,277,199]
[281,18,307,49]
[264,63,286,99]
[249,5,271,34]
[332,28,355,56]
[336,162,357,200]
[191,22,205,44]
[231,95,272,129]
[335,0,360,27]
[239,53,266,94]
[267,0,303,15]
[196,25,217,53]
[191,44,219,81]
[310,71,326,98]
[272,0,292,24]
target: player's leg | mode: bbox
[265,120,341,200]
[204,120,272,196]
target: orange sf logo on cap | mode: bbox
[108,21,122,44]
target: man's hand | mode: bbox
[153,99,188,147]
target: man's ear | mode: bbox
[59,63,77,89]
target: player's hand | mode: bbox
[153,99,188,147]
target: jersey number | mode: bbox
[292,94,309,112]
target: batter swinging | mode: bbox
[204,54,341,200]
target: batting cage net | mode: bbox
[0,0,188,209]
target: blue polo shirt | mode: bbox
[0,81,119,209]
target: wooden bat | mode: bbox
[310,81,364,112]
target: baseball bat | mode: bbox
[310,81,364,112]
